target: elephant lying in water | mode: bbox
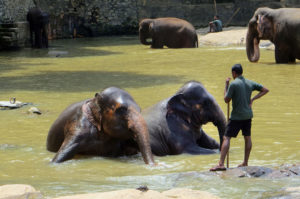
[246,7,300,63]
[142,81,226,156]
[46,87,155,164]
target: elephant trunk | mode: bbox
[139,32,152,46]
[212,103,227,149]
[246,24,260,62]
[128,108,155,165]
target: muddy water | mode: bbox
[0,36,299,199]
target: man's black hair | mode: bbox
[231,64,243,75]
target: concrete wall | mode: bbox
[1,0,300,40]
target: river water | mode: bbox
[0,36,299,199]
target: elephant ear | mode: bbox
[167,94,191,116]
[82,93,102,132]
[149,22,154,35]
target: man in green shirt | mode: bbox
[210,64,269,171]
[209,15,223,32]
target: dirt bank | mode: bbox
[197,26,274,49]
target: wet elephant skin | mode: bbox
[46,87,154,164]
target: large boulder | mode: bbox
[209,164,300,179]
[0,184,43,199]
[52,188,220,199]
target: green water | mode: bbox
[0,36,299,199]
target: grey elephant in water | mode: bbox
[246,7,300,63]
[46,87,155,164]
[142,81,226,156]
[139,17,198,48]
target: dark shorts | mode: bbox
[225,119,252,137]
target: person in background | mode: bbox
[210,64,269,171]
[209,15,223,32]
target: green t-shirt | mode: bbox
[226,76,263,120]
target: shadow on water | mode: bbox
[0,71,184,92]
[0,36,139,59]
[0,46,120,59]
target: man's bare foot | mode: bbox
[238,163,248,167]
[210,164,226,171]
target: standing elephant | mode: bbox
[139,17,198,48]
[142,81,226,156]
[246,7,300,63]
[27,7,49,48]
[46,87,155,164]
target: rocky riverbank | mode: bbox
[1,164,299,199]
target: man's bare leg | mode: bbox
[238,136,252,167]
[210,136,231,171]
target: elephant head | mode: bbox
[246,7,275,62]
[94,87,154,165]
[139,19,154,45]
[167,81,226,147]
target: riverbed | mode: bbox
[0,35,299,199]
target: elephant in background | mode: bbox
[27,7,49,48]
[142,81,226,156]
[246,7,300,63]
[47,87,155,165]
[139,17,198,48]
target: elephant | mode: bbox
[27,7,49,48]
[142,81,227,156]
[46,87,155,165]
[246,7,300,63]
[139,17,198,48]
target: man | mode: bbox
[209,15,223,32]
[210,64,269,171]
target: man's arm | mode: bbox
[224,77,231,103]
[249,87,269,107]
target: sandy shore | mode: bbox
[197,26,274,48]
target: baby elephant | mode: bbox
[139,17,198,48]
[46,87,155,165]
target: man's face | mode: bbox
[232,71,237,79]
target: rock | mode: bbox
[0,184,43,199]
[285,187,300,198]
[218,166,273,178]
[52,188,220,199]
[27,107,42,115]
[211,164,300,179]
[162,188,220,199]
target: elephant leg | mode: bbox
[275,46,289,63]
[52,140,80,163]
[151,37,163,48]
[42,28,48,48]
[29,29,34,47]
[51,131,82,163]
[288,55,296,63]
[196,128,220,149]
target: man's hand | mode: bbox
[249,87,269,108]
[224,77,232,103]
[226,77,231,85]
[225,77,231,90]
